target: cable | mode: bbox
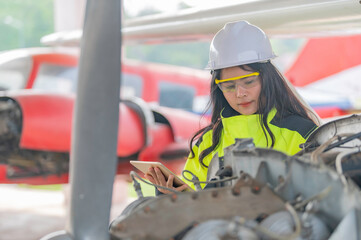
[311,135,342,163]
[130,172,143,198]
[293,185,332,210]
[252,202,301,240]
[335,149,360,186]
[324,131,361,152]
[130,171,179,194]
[182,169,238,185]
[311,133,361,164]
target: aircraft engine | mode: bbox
[0,96,69,183]
[110,114,361,240]
[0,97,21,151]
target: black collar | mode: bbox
[221,105,241,118]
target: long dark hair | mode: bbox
[189,61,318,167]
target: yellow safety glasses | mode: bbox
[216,72,260,93]
[215,72,260,84]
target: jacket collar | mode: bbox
[220,105,277,122]
[220,106,277,146]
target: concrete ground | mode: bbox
[0,176,135,240]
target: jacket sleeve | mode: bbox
[182,140,212,190]
[182,145,201,190]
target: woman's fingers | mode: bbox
[166,175,188,193]
[175,184,189,192]
[146,167,168,188]
[166,174,175,188]
[154,167,167,185]
[144,173,156,184]
[146,167,160,185]
[145,167,188,194]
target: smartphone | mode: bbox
[130,161,193,191]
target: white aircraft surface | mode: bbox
[41,0,361,46]
[297,65,361,110]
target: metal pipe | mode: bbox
[67,0,121,239]
[42,0,121,239]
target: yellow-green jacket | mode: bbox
[183,106,317,189]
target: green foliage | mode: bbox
[126,41,210,69]
[125,38,304,70]
[0,0,304,71]
[136,7,161,17]
[178,1,192,10]
[0,0,54,51]
[18,183,63,191]
[271,38,306,55]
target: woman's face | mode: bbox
[219,66,262,115]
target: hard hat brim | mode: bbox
[205,54,277,70]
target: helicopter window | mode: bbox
[193,95,211,115]
[159,81,195,111]
[32,63,78,93]
[121,73,143,98]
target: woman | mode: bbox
[145,20,319,193]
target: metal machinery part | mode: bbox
[299,114,361,187]
[110,114,361,240]
[0,98,22,152]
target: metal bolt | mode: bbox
[143,206,151,213]
[212,191,218,198]
[115,223,124,231]
[232,188,241,196]
[191,193,198,200]
[251,185,261,194]
[171,194,177,202]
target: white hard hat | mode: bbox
[206,20,276,71]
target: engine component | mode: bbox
[301,114,361,153]
[260,210,330,240]
[110,175,285,239]
[110,115,361,240]
[0,97,21,153]
[183,219,259,240]
[297,114,361,188]
[260,211,295,237]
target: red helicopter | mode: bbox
[0,48,210,185]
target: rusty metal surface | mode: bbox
[110,180,285,240]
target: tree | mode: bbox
[0,0,54,51]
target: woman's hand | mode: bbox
[144,167,189,194]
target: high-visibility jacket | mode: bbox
[183,106,317,190]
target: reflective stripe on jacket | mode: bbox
[183,106,317,189]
